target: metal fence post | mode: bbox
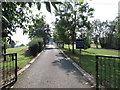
[96,56,99,90]
[118,60,120,89]
[0,53,17,88]
[15,53,17,82]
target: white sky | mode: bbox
[11,0,120,46]
[87,0,119,21]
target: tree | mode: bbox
[91,19,103,48]
[92,18,120,49]
[54,2,94,53]
[2,2,61,37]
[9,39,16,48]
[116,16,120,50]
[1,2,61,54]
[54,17,72,48]
[20,44,25,47]
[26,13,51,47]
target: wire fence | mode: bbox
[96,55,120,89]
[0,53,17,88]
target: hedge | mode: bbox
[29,37,43,56]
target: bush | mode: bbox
[29,37,43,56]
[84,37,91,49]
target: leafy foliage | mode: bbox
[2,2,61,37]
[29,37,43,56]
[26,13,50,47]
[1,2,61,54]
[54,2,94,52]
[91,18,120,50]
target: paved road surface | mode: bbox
[13,42,93,88]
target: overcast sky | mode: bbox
[11,0,120,46]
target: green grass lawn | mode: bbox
[64,44,119,56]
[85,48,119,56]
[0,46,35,85]
[62,44,120,88]
[90,44,101,48]
[63,44,119,77]
[6,46,34,70]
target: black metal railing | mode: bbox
[0,53,17,88]
[96,55,120,89]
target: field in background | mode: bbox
[6,46,34,70]
[62,44,119,76]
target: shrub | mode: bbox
[84,37,90,49]
[29,37,43,56]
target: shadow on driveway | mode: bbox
[52,56,90,85]
[45,48,59,50]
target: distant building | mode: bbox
[9,40,16,48]
[118,1,120,16]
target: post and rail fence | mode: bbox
[0,53,17,89]
[96,55,120,89]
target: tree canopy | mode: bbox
[53,2,94,53]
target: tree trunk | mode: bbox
[62,43,64,48]
[43,38,46,47]
[3,39,6,54]
[72,41,75,54]
[72,11,76,54]
[72,30,75,54]
[96,43,98,48]
[68,43,70,51]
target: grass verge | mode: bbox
[62,44,119,76]
[62,44,120,88]
[6,46,34,70]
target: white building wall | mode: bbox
[118,1,120,16]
